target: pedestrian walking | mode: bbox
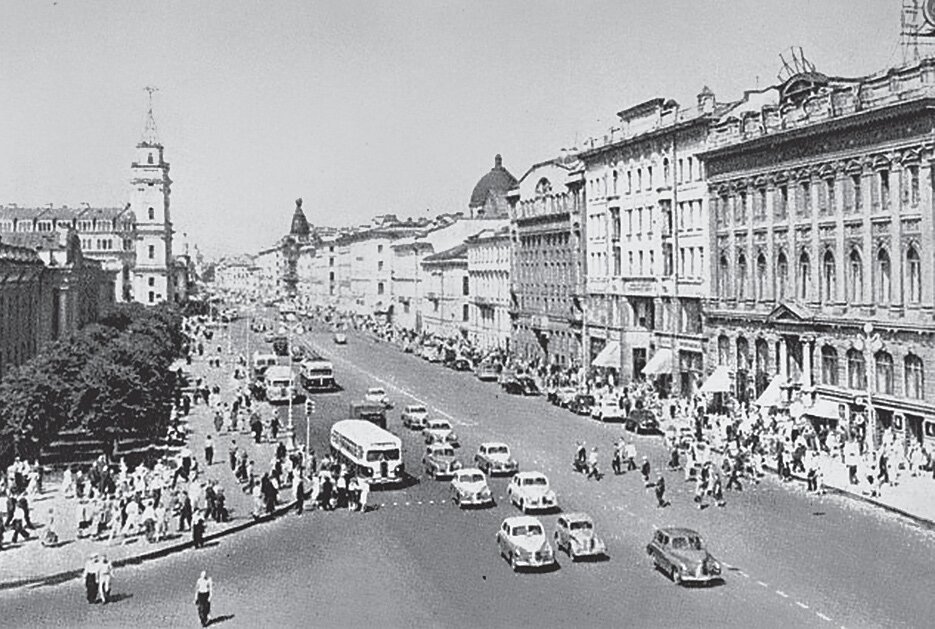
[625,441,637,472]
[655,475,667,508]
[586,447,601,480]
[640,456,651,487]
[294,477,305,515]
[713,476,726,508]
[192,511,206,548]
[97,555,113,604]
[358,477,370,513]
[204,435,214,466]
[228,441,238,472]
[194,570,213,627]
[83,554,99,604]
[612,441,623,475]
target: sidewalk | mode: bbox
[0,348,297,592]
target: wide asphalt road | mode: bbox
[3,316,930,628]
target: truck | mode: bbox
[348,402,387,429]
[271,335,289,357]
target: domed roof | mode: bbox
[469,154,517,208]
[290,198,310,238]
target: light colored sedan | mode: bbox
[422,444,461,479]
[365,386,392,408]
[508,471,558,514]
[554,513,606,561]
[450,468,494,508]
[423,418,459,447]
[497,516,556,571]
[401,404,429,430]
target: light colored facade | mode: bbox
[254,246,280,299]
[215,255,259,299]
[508,156,586,367]
[466,226,512,350]
[704,59,935,447]
[581,90,724,395]
[421,244,470,339]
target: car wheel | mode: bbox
[510,551,519,572]
[672,568,682,585]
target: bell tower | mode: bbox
[131,87,174,304]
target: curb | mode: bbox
[0,497,300,593]
[762,463,935,531]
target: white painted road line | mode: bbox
[757,581,769,588]
[796,601,810,610]
[776,590,789,598]
[816,612,832,622]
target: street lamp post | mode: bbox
[861,322,883,457]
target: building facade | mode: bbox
[466,226,512,350]
[421,244,471,339]
[581,91,723,394]
[508,156,585,367]
[703,60,935,447]
[0,240,46,380]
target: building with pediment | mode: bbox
[703,57,935,447]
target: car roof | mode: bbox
[561,512,593,523]
[406,404,426,410]
[427,443,451,451]
[515,471,546,480]
[455,467,484,476]
[503,515,543,527]
[480,441,509,448]
[658,527,701,538]
[367,387,385,392]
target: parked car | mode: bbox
[626,408,660,434]
[263,331,276,343]
[401,404,429,430]
[553,513,606,561]
[502,377,540,396]
[450,468,494,508]
[548,386,577,406]
[591,396,624,422]
[332,332,347,345]
[450,357,473,372]
[290,345,305,361]
[348,402,387,429]
[646,527,722,585]
[475,362,501,382]
[422,444,461,479]
[365,387,392,408]
[497,516,556,572]
[423,418,459,447]
[566,393,596,416]
[421,346,443,362]
[507,471,558,514]
[474,442,519,476]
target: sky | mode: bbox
[0,1,902,259]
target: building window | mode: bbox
[905,354,925,399]
[148,245,155,259]
[377,282,384,295]
[756,254,767,301]
[736,253,747,300]
[821,346,839,386]
[824,178,835,214]
[797,252,810,301]
[852,174,862,211]
[907,246,922,304]
[462,276,469,296]
[847,349,865,390]
[776,251,788,301]
[822,250,836,303]
[776,185,788,219]
[848,249,863,303]
[148,277,155,287]
[875,351,894,395]
[718,255,731,299]
[148,291,155,303]
[610,208,620,239]
[662,159,670,184]
[613,246,622,276]
[717,335,730,365]
[909,165,920,206]
[462,304,469,321]
[377,244,383,253]
[798,181,811,216]
[148,207,155,220]
[879,170,890,210]
[876,248,891,304]
[377,260,384,271]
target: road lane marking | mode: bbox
[776,590,789,598]
[795,602,809,610]
[816,612,832,622]
[738,570,749,578]
[757,580,769,587]
[429,500,435,505]
[393,502,398,506]
[405,502,410,506]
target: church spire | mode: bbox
[141,86,161,147]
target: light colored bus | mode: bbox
[300,358,335,391]
[252,351,279,380]
[330,419,404,486]
[265,365,298,404]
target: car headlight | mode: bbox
[452,461,462,470]
[479,487,491,497]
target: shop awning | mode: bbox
[754,375,784,408]
[700,365,732,394]
[592,341,620,369]
[804,398,842,422]
[641,348,673,376]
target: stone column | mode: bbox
[921,160,935,314]
[802,336,813,388]
[779,337,788,381]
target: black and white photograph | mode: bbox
[1,1,934,627]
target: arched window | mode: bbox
[822,250,836,303]
[798,252,810,301]
[718,255,731,299]
[875,350,894,395]
[848,249,863,303]
[737,336,750,371]
[663,158,670,184]
[905,354,925,399]
[717,334,730,365]
[776,252,788,301]
[737,254,747,300]
[847,348,865,390]
[876,248,891,304]
[906,245,922,304]
[148,207,155,221]
[821,346,839,386]
[756,253,767,301]
[147,152,153,165]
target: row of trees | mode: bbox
[0,303,185,465]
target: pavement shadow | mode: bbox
[208,614,236,625]
[106,592,134,604]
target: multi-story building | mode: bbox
[214,255,259,299]
[581,90,726,394]
[466,226,512,350]
[0,240,46,380]
[507,155,586,367]
[703,59,935,448]
[421,243,471,339]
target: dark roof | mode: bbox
[290,199,310,238]
[1,232,66,251]
[469,154,517,207]
[422,243,468,263]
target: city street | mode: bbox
[3,316,932,628]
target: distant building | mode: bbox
[0,240,45,380]
[466,226,512,351]
[469,154,517,219]
[421,243,471,339]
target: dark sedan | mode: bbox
[566,393,596,416]
[626,408,659,434]
[503,377,540,396]
[646,527,722,585]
